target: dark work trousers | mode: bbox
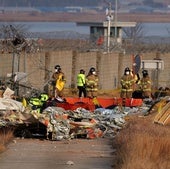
[77,86,87,98]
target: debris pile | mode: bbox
[0,97,133,140]
[0,88,170,141]
[11,105,129,140]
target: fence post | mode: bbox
[71,50,77,88]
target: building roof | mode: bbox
[77,21,136,27]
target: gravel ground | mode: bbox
[0,137,115,169]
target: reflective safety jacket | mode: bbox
[29,93,49,113]
[86,74,98,92]
[29,94,49,106]
[138,76,151,92]
[77,73,86,87]
[120,74,135,92]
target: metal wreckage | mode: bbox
[0,25,169,141]
[0,85,170,141]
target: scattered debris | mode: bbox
[0,87,169,141]
[66,160,74,165]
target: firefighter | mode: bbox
[77,69,87,98]
[86,67,99,98]
[52,65,66,99]
[120,67,135,98]
[138,69,152,99]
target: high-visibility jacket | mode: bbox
[120,74,135,92]
[86,74,98,92]
[77,73,86,87]
[138,76,151,92]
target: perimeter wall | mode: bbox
[0,50,169,96]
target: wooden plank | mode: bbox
[157,110,170,125]
[154,101,170,123]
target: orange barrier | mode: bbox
[97,97,143,107]
[63,97,143,111]
[65,97,92,104]
[57,101,95,111]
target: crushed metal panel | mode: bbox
[14,72,27,82]
[3,87,14,98]
[0,98,25,111]
[141,60,164,70]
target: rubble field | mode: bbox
[0,88,170,169]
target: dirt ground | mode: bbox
[0,137,115,169]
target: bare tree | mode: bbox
[0,24,41,53]
[167,27,170,35]
[123,22,145,44]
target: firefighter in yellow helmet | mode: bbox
[120,67,135,98]
[86,67,99,98]
[138,69,152,99]
[52,65,66,99]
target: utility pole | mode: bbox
[114,0,118,43]
[107,8,111,53]
[105,0,118,53]
[106,2,113,53]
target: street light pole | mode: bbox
[106,2,112,53]
[107,16,111,53]
[114,0,118,43]
[106,0,117,52]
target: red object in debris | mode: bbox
[56,97,143,111]
[71,102,95,111]
[86,128,103,139]
[55,113,68,120]
[56,102,72,110]
[112,98,143,107]
[56,101,95,111]
[65,97,92,105]
[90,118,98,124]
[97,97,143,107]
[44,119,49,126]
[126,98,143,107]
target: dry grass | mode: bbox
[0,110,170,169]
[113,114,170,169]
[0,127,14,153]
